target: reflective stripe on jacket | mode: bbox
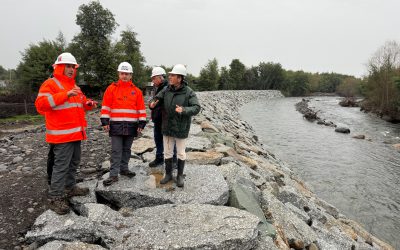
[35,77,91,143]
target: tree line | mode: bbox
[3,0,399,121]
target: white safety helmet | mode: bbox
[54,52,79,67]
[151,66,166,78]
[169,64,187,76]
[117,62,133,73]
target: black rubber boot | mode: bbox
[160,158,173,184]
[149,156,164,168]
[172,157,178,169]
[176,159,185,187]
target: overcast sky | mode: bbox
[1,0,399,77]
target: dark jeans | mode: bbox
[154,121,177,160]
[110,135,135,177]
[48,141,81,197]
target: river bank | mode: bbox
[0,90,394,249]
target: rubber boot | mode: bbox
[160,158,173,184]
[176,159,185,187]
[149,156,164,168]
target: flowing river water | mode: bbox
[240,96,400,248]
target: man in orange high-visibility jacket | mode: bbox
[35,52,96,215]
[101,62,147,186]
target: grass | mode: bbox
[0,114,44,124]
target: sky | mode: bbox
[0,0,399,77]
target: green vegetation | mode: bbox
[362,41,400,120]
[0,114,44,124]
[4,0,396,118]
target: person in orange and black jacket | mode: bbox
[35,52,97,215]
[100,62,147,186]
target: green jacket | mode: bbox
[155,82,201,138]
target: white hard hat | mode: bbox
[118,62,133,73]
[169,64,187,76]
[54,52,79,67]
[151,66,166,78]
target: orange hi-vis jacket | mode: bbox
[100,80,146,129]
[35,65,93,144]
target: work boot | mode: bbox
[103,176,118,186]
[120,169,136,178]
[149,157,164,168]
[176,159,185,187]
[160,158,173,184]
[65,186,89,198]
[48,196,70,215]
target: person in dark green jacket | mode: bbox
[149,64,201,187]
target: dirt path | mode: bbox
[0,109,110,249]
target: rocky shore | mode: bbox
[0,90,394,249]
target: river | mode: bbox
[240,96,400,248]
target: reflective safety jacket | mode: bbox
[100,80,147,136]
[35,65,93,144]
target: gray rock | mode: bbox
[25,210,100,246]
[311,197,339,219]
[69,180,98,214]
[96,164,229,209]
[101,160,110,171]
[80,167,97,174]
[38,241,106,250]
[27,208,34,213]
[219,162,265,188]
[12,156,23,164]
[0,148,7,154]
[120,204,262,250]
[185,136,212,152]
[277,185,308,209]
[189,123,202,135]
[186,151,224,165]
[335,127,350,133]
[262,190,318,246]
[131,138,155,154]
[285,202,311,225]
[312,223,356,250]
[142,151,154,162]
[230,181,276,238]
[0,164,8,173]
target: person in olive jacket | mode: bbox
[149,64,201,187]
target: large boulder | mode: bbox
[27,203,268,249]
[230,181,276,238]
[185,136,212,152]
[120,204,262,249]
[96,164,229,209]
[25,210,101,246]
[186,150,224,165]
[131,138,155,154]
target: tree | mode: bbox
[16,39,64,92]
[336,77,362,97]
[197,58,219,91]
[114,27,146,87]
[229,59,246,90]
[257,62,285,90]
[365,40,400,115]
[69,1,118,90]
[284,70,310,96]
[218,66,230,90]
[243,66,258,89]
[0,65,6,80]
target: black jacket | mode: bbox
[150,80,168,123]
